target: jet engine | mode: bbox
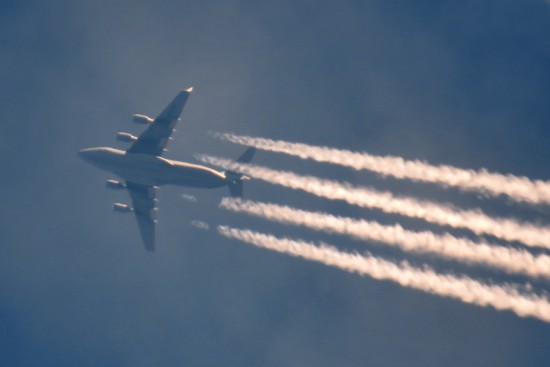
[116,132,137,142]
[132,114,154,124]
[106,179,125,190]
[113,203,133,213]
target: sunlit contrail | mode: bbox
[196,154,550,250]
[220,198,550,279]
[215,132,550,206]
[218,226,550,323]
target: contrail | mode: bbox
[220,198,550,279]
[218,226,550,323]
[214,132,550,206]
[196,154,550,250]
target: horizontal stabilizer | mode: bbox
[228,180,243,198]
[236,147,256,163]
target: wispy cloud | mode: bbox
[218,226,550,323]
[221,198,550,279]
[190,220,210,230]
[215,132,550,206]
[196,155,550,249]
[181,194,198,203]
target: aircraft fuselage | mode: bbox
[78,147,228,188]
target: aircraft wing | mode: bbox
[127,88,193,156]
[126,181,158,251]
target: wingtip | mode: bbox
[185,87,194,93]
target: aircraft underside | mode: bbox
[79,88,255,251]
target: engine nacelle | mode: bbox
[117,132,137,142]
[106,179,125,190]
[113,203,133,213]
[133,114,154,124]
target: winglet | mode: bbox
[185,87,194,93]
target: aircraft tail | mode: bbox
[228,180,243,198]
[226,147,256,198]
[236,147,256,163]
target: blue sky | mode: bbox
[1,1,550,366]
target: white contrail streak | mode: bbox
[215,132,550,206]
[220,198,550,279]
[218,226,550,323]
[196,154,550,250]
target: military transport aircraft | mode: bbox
[78,88,255,251]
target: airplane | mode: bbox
[78,87,255,251]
